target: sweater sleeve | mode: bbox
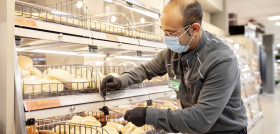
[117,49,168,89]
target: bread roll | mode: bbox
[29,67,42,75]
[92,72,105,89]
[107,73,119,77]
[106,122,124,132]
[121,122,137,134]
[20,68,31,77]
[47,69,71,83]
[38,130,55,134]
[102,126,118,134]
[18,56,33,69]
[81,119,101,127]
[82,116,97,121]
[40,79,64,92]
[52,125,70,134]
[22,75,43,94]
[72,115,83,121]
[131,128,145,134]
[70,127,96,134]
[64,77,89,90]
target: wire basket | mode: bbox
[21,64,101,99]
[35,110,155,134]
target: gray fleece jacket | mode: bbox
[117,31,247,134]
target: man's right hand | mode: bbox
[100,75,122,96]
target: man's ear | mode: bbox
[190,23,201,36]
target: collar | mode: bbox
[181,30,207,60]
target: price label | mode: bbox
[24,98,61,111]
[15,17,37,27]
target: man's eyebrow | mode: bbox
[160,26,178,32]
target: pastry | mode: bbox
[131,128,145,134]
[38,130,55,134]
[106,122,124,132]
[18,56,33,69]
[64,76,89,90]
[47,69,72,83]
[52,125,70,134]
[20,68,31,77]
[29,67,42,75]
[121,122,137,134]
[102,125,118,134]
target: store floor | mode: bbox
[249,88,280,134]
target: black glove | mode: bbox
[124,107,147,127]
[100,75,121,96]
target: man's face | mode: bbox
[160,8,193,46]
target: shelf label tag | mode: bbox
[106,34,118,41]
[15,17,37,27]
[24,98,61,111]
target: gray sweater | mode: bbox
[117,31,247,134]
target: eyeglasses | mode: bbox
[163,25,191,37]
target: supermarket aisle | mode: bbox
[249,88,280,134]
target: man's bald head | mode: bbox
[163,0,203,26]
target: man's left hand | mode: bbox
[124,107,147,127]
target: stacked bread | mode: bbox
[18,56,64,94]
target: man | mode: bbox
[101,0,247,133]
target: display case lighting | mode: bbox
[51,10,69,16]
[276,44,280,47]
[114,56,152,61]
[16,49,106,57]
[76,1,83,8]
[268,15,280,21]
[123,6,159,19]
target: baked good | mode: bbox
[52,125,70,134]
[93,111,105,119]
[70,127,97,134]
[106,122,124,132]
[92,72,105,89]
[47,69,72,83]
[38,130,55,134]
[18,56,33,69]
[20,68,31,77]
[64,77,89,90]
[21,75,43,94]
[72,115,83,121]
[40,79,64,92]
[82,116,97,121]
[121,122,137,134]
[81,119,101,127]
[102,125,118,134]
[29,67,42,75]
[131,128,145,134]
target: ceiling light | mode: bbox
[268,15,280,21]
[123,6,159,19]
[111,16,117,23]
[104,0,113,2]
[76,1,83,9]
[275,22,280,26]
[16,49,106,57]
[276,44,280,47]
[140,17,145,23]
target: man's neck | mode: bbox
[187,30,203,53]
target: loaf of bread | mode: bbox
[20,68,31,77]
[102,125,119,134]
[29,67,42,75]
[81,118,101,127]
[52,125,70,134]
[18,56,33,69]
[38,130,55,134]
[21,75,43,94]
[131,127,145,134]
[47,69,72,83]
[40,79,64,92]
[121,122,137,134]
[70,127,96,134]
[64,76,89,90]
[92,72,105,89]
[82,116,97,121]
[106,122,124,132]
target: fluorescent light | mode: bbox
[275,22,280,26]
[76,1,83,9]
[276,44,280,47]
[268,15,280,21]
[124,6,159,19]
[51,10,69,16]
[16,49,106,57]
[111,16,117,23]
[140,17,145,23]
[114,56,153,61]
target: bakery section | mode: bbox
[10,0,264,133]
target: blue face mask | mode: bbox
[164,26,194,53]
